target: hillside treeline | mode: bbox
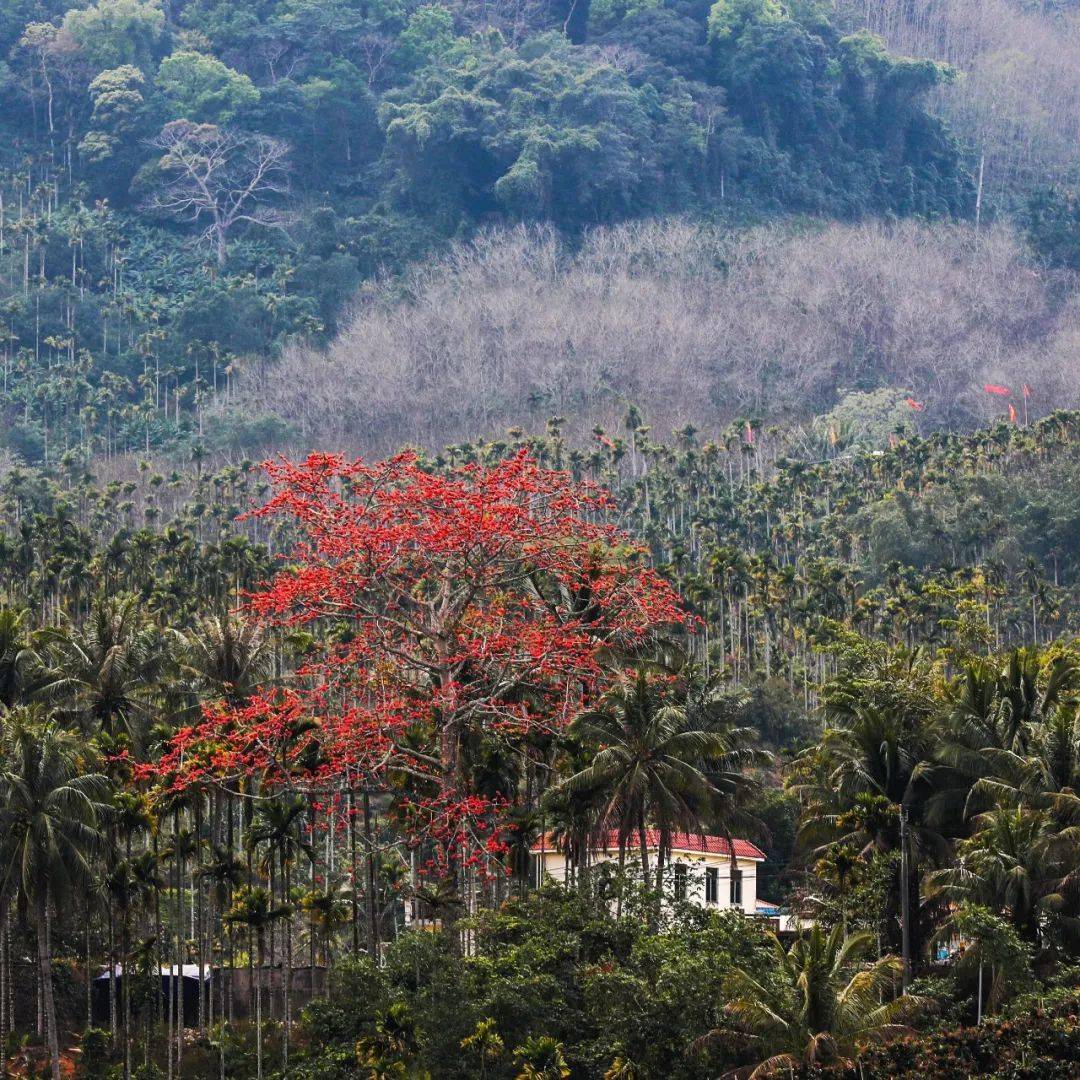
[1,0,1075,463]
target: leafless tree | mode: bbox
[356,34,396,88]
[230,219,1078,453]
[448,0,550,45]
[146,120,290,266]
[832,0,1080,202]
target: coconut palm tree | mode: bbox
[557,669,763,894]
[176,611,270,707]
[0,606,51,709]
[0,709,111,1080]
[44,594,160,742]
[939,649,1079,818]
[797,648,944,984]
[933,806,1066,942]
[712,925,924,1078]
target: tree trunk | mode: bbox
[154,834,164,1029]
[85,914,92,1032]
[123,908,132,1080]
[900,805,912,991]
[108,905,117,1045]
[0,900,8,1078]
[37,891,61,1080]
[255,929,265,1080]
[175,816,185,1073]
[363,790,378,959]
[283,855,293,1067]
[349,790,360,956]
[637,817,650,880]
[197,800,206,1037]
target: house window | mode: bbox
[673,863,688,900]
[705,867,719,905]
[730,868,743,906]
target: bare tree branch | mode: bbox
[145,120,291,266]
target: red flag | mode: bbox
[983,384,1011,397]
[1008,403,1018,424]
[905,397,924,412]
[1022,384,1031,398]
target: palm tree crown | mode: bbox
[718,925,924,1078]
[558,668,764,882]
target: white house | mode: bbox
[529,829,768,916]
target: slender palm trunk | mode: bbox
[349,790,359,955]
[85,913,92,1032]
[154,834,164,1030]
[37,890,61,1080]
[255,928,265,1080]
[283,852,292,1067]
[175,814,185,1073]
[0,899,8,1078]
[267,860,276,1021]
[219,937,227,1080]
[637,817,650,880]
[5,912,12,1050]
[108,905,117,1044]
[123,906,132,1080]
[197,799,206,1037]
[900,804,913,991]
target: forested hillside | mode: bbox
[245,219,1079,448]
[833,0,1080,205]
[1,0,1077,464]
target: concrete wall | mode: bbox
[534,848,760,914]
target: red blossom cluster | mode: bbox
[403,791,511,874]
[153,450,687,873]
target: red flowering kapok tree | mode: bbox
[156,449,686,885]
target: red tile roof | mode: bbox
[529,830,766,861]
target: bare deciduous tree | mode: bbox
[231,219,1078,453]
[833,0,1080,202]
[146,120,290,266]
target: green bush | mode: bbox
[813,995,1080,1079]
[79,1027,111,1079]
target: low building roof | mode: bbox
[95,964,208,980]
[530,830,766,861]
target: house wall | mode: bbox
[534,848,759,914]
